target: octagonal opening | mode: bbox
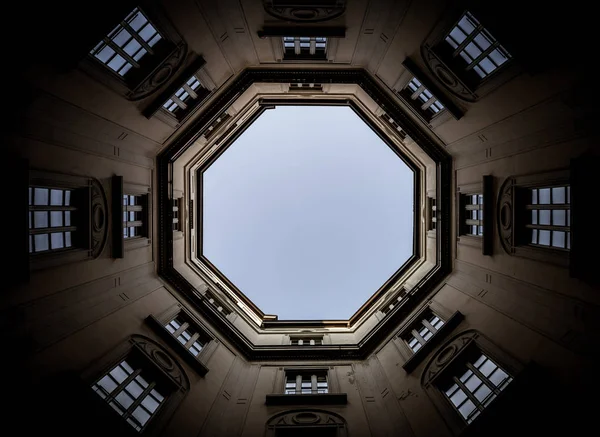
[200,105,414,320]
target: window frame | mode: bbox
[80,1,187,101]
[420,6,520,101]
[265,366,347,405]
[457,176,493,255]
[497,169,570,266]
[82,335,189,437]
[421,330,524,435]
[28,170,108,270]
[123,181,151,252]
[394,301,463,372]
[145,304,217,376]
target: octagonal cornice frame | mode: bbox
[157,68,452,361]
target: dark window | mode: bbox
[461,193,484,236]
[283,36,327,60]
[439,351,512,424]
[28,187,78,254]
[443,11,511,81]
[285,370,328,395]
[162,74,210,120]
[172,198,181,232]
[91,358,166,432]
[399,77,445,121]
[90,8,162,78]
[290,337,323,346]
[164,314,209,357]
[402,309,445,353]
[123,194,147,239]
[526,185,570,250]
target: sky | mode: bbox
[202,106,414,320]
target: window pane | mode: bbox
[34,211,48,228]
[97,375,118,395]
[457,15,476,35]
[489,48,508,66]
[488,368,510,386]
[126,380,144,399]
[553,210,566,226]
[65,211,71,226]
[51,232,64,249]
[108,54,127,72]
[34,234,49,252]
[50,211,63,227]
[110,366,129,384]
[34,188,49,205]
[464,374,482,392]
[450,388,468,407]
[552,187,566,204]
[65,231,72,247]
[538,230,551,246]
[478,57,496,74]
[115,391,134,409]
[539,210,551,225]
[474,32,492,50]
[531,189,538,204]
[112,28,132,48]
[128,10,147,31]
[136,375,149,388]
[552,231,566,248]
[464,42,482,59]
[124,39,142,56]
[538,188,551,204]
[139,24,158,42]
[531,229,537,244]
[96,45,115,63]
[479,359,496,377]
[133,48,148,61]
[141,395,159,413]
[449,27,467,45]
[132,406,151,427]
[531,210,537,224]
[458,399,476,420]
[474,383,492,402]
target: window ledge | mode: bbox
[265,393,347,406]
[402,311,464,373]
[145,315,209,376]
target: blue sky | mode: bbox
[202,106,413,320]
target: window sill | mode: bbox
[265,393,347,406]
[402,311,464,373]
[145,315,209,376]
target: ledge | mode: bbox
[265,393,347,406]
[402,311,464,373]
[145,315,209,376]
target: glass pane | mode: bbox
[538,230,551,246]
[126,380,144,398]
[479,359,496,377]
[34,188,49,205]
[473,354,486,368]
[96,45,115,63]
[531,210,537,224]
[34,234,49,252]
[464,42,482,59]
[449,27,467,45]
[115,391,134,409]
[133,48,147,61]
[141,395,159,413]
[122,361,135,375]
[445,36,459,49]
[552,231,565,248]
[135,375,149,388]
[539,210,551,225]
[65,211,71,226]
[65,231,72,247]
[478,57,496,74]
[538,188,551,204]
[531,229,537,244]
[474,384,492,402]
[553,210,566,226]
[124,39,142,56]
[460,369,473,383]
[489,368,509,386]
[450,388,468,406]
[474,32,492,50]
[552,187,566,204]
[29,187,32,205]
[458,399,476,420]
[132,406,151,426]
[128,10,147,31]
[531,189,538,204]
[489,48,508,66]
[567,232,571,249]
[108,54,127,72]
[446,383,459,397]
[129,212,135,221]
[50,232,64,249]
[567,186,570,203]
[110,366,129,383]
[457,15,476,35]
[139,24,158,42]
[464,374,482,392]
[97,375,118,395]
[567,210,571,226]
[51,211,63,227]
[34,211,48,228]
[112,28,132,48]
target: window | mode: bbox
[92,358,166,432]
[444,11,511,80]
[399,77,445,121]
[403,310,445,353]
[461,193,484,236]
[165,314,208,357]
[290,336,323,346]
[527,186,570,250]
[172,198,181,232]
[123,194,147,239]
[162,73,210,120]
[285,370,328,395]
[428,197,437,231]
[29,187,77,254]
[440,352,512,424]
[283,37,327,60]
[90,8,162,78]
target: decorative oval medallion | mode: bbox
[152,349,175,370]
[500,202,511,229]
[436,344,457,365]
[291,9,318,20]
[93,204,105,231]
[292,412,321,424]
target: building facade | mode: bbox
[3,0,598,436]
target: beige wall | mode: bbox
[3,0,597,436]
